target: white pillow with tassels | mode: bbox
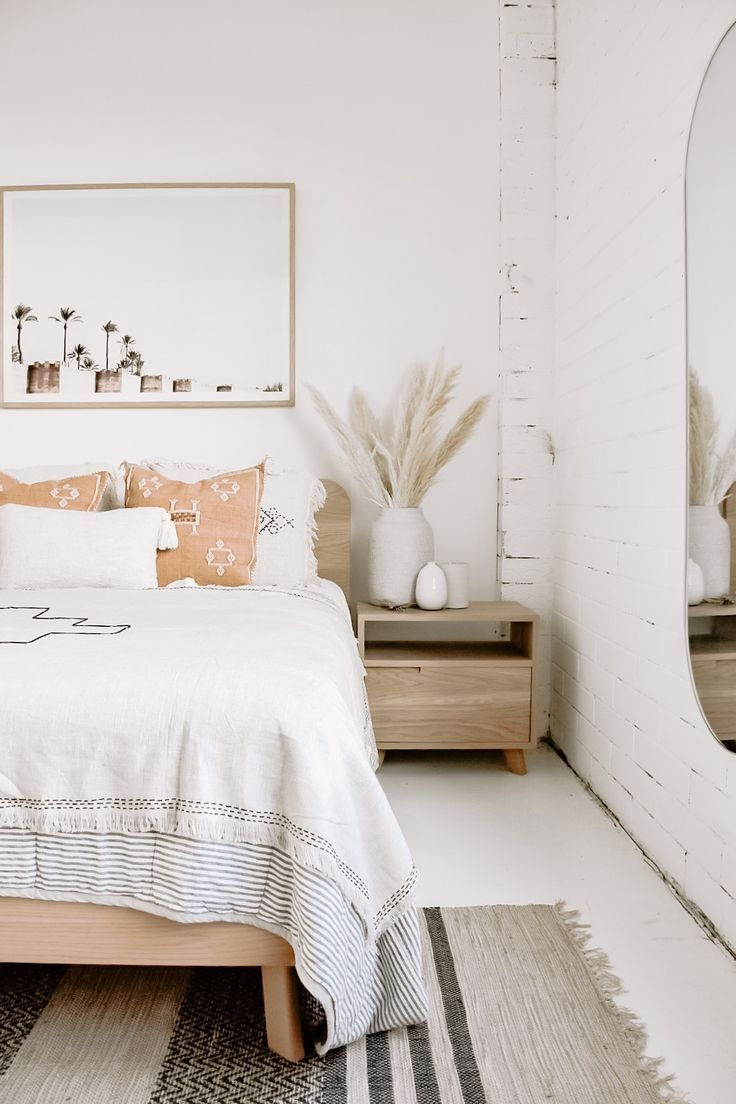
[0,504,177,589]
[252,466,326,587]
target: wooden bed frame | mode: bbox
[0,480,351,1063]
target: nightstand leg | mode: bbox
[504,749,527,775]
[377,750,386,767]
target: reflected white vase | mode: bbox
[416,561,448,610]
[689,505,730,599]
[368,508,434,608]
[686,558,705,606]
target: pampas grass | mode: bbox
[308,356,491,508]
[689,366,736,505]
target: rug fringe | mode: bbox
[553,901,693,1104]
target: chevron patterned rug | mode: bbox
[0,904,685,1104]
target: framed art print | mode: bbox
[1,183,295,407]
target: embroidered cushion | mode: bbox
[3,462,123,509]
[143,457,325,587]
[0,504,172,589]
[0,470,110,512]
[124,462,264,587]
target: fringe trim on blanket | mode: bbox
[554,901,692,1104]
[0,804,417,946]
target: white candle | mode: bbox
[440,562,469,608]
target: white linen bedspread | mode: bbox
[0,583,425,1048]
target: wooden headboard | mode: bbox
[314,480,351,598]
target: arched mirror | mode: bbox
[687,21,736,751]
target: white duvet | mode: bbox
[0,581,425,1048]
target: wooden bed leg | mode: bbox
[504,749,527,775]
[261,965,306,1062]
[377,750,386,767]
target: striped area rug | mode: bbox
[0,904,686,1104]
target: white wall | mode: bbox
[0,0,498,599]
[552,0,736,950]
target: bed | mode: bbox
[0,481,426,1061]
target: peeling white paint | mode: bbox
[498,0,556,737]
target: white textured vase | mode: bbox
[689,505,731,599]
[416,561,448,610]
[686,558,705,606]
[368,508,434,608]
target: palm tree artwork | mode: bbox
[102,321,119,372]
[49,307,82,364]
[68,343,90,372]
[11,304,38,364]
[127,351,143,375]
[127,350,152,391]
[117,334,135,370]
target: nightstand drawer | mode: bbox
[692,658,736,738]
[365,665,531,747]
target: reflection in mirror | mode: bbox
[687,21,736,751]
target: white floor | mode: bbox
[380,744,736,1104]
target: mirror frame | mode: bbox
[684,19,736,749]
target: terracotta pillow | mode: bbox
[124,463,264,586]
[0,470,110,512]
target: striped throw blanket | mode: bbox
[0,582,426,1050]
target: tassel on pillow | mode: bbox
[157,512,179,551]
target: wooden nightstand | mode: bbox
[357,601,537,774]
[688,602,736,745]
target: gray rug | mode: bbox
[0,905,687,1103]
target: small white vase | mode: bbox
[440,561,469,608]
[686,558,705,606]
[416,561,448,610]
[368,508,434,607]
[689,504,731,599]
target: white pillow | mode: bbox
[5,462,123,510]
[143,457,326,587]
[0,504,174,589]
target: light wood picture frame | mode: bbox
[0,183,295,408]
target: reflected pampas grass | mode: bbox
[308,356,491,508]
[689,366,736,505]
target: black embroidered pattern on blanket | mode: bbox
[0,607,130,646]
[0,794,417,925]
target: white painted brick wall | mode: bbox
[498,0,556,736]
[551,0,736,950]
